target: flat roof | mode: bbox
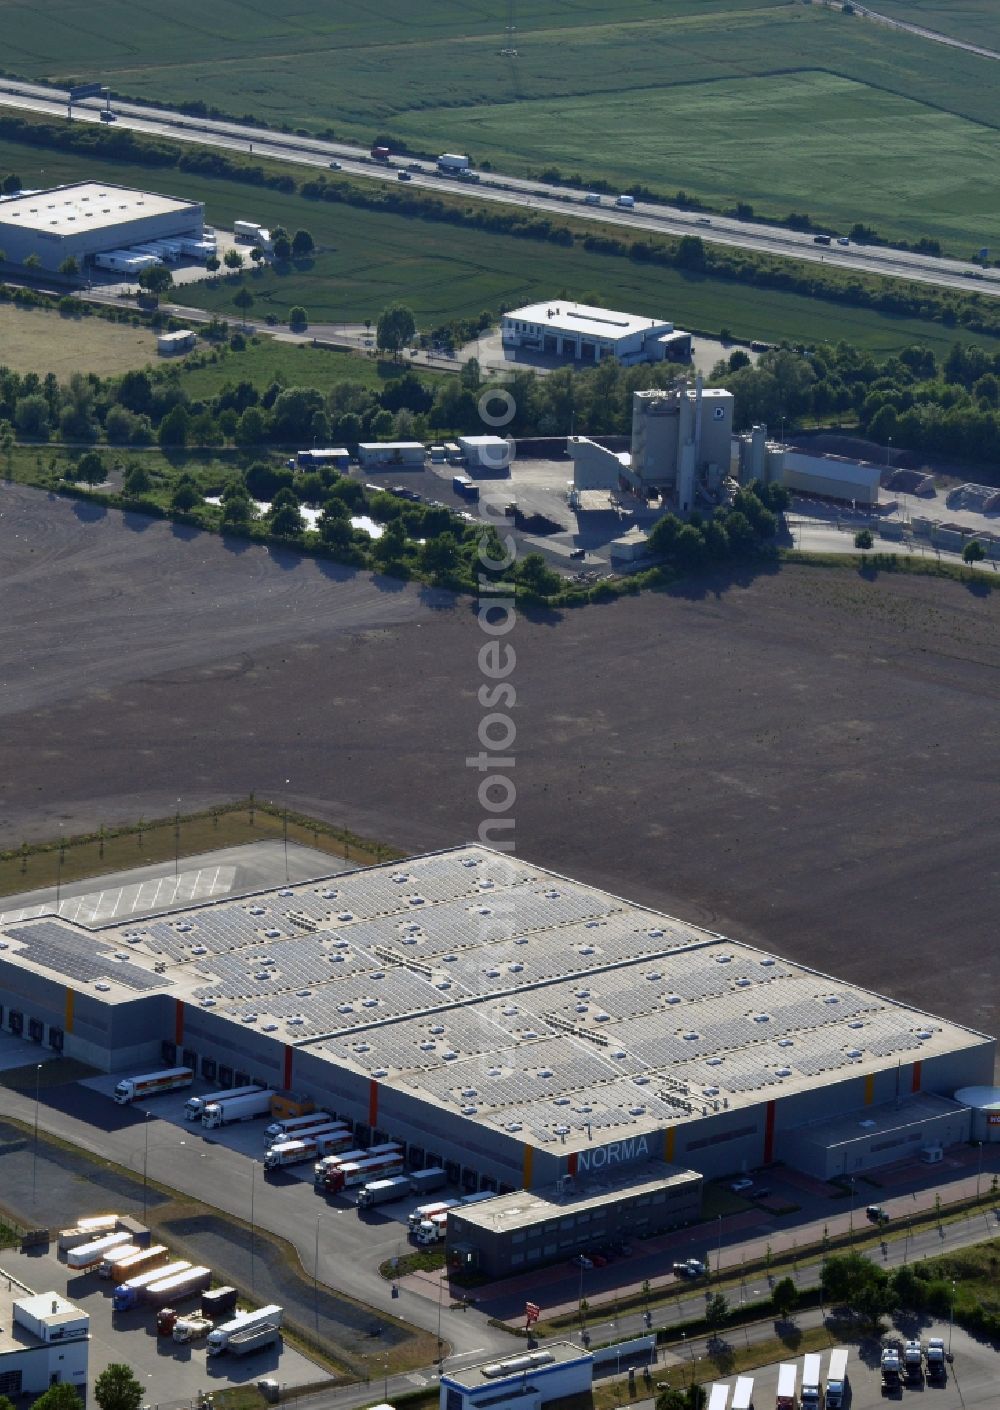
[0,847,989,1154]
[0,1277,85,1354]
[789,1092,966,1150]
[442,1340,590,1391]
[450,1161,700,1235]
[0,182,200,238]
[506,300,675,343]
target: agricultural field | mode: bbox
[871,0,1000,51]
[2,2,1000,248]
[0,302,156,376]
[171,338,444,400]
[0,130,986,356]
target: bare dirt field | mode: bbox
[1,484,998,1037]
[0,304,157,376]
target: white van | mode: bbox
[615,194,635,209]
[584,193,601,205]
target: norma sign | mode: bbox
[69,82,103,102]
[576,1135,649,1173]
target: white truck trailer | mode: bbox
[66,1231,133,1270]
[408,1199,459,1232]
[207,1304,284,1355]
[201,1090,273,1127]
[265,1110,336,1142]
[113,1068,193,1104]
[824,1348,850,1407]
[437,153,470,174]
[184,1085,263,1122]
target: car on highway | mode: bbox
[672,1259,705,1278]
[570,547,586,560]
[730,1177,753,1192]
[573,1254,594,1269]
[397,171,411,181]
[867,1204,890,1225]
[407,163,422,172]
[696,217,711,226]
[328,160,341,170]
[838,236,849,245]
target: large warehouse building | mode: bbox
[0,846,991,1207]
[0,182,204,271]
[501,301,691,366]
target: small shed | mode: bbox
[609,526,650,564]
[157,328,196,356]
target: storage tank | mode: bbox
[955,1086,1000,1141]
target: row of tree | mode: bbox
[0,1362,145,1410]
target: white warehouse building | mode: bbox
[501,300,691,366]
[0,1281,88,1399]
[0,181,204,272]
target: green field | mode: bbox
[0,129,990,357]
[172,339,444,399]
[3,1,1000,249]
[872,0,1000,50]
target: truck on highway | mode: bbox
[172,1314,213,1343]
[323,1152,406,1195]
[207,1304,284,1356]
[437,153,470,174]
[66,1231,134,1271]
[184,1084,264,1122]
[357,1176,413,1209]
[103,1245,169,1283]
[615,194,635,209]
[371,145,391,162]
[800,1352,822,1408]
[113,1068,193,1104]
[408,1199,459,1232]
[113,1261,191,1312]
[264,1109,336,1142]
[824,1348,850,1408]
[409,1167,447,1195]
[201,1090,273,1128]
[144,1265,212,1309]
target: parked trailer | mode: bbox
[408,1199,459,1232]
[112,1262,191,1312]
[268,1091,315,1123]
[201,1090,273,1128]
[357,1176,413,1209]
[264,1109,335,1141]
[233,220,264,242]
[409,1167,447,1195]
[104,1245,169,1283]
[314,1146,368,1185]
[264,1128,354,1173]
[775,1364,796,1410]
[228,1323,281,1358]
[201,1286,239,1319]
[207,1304,284,1355]
[324,1154,405,1195]
[707,1387,729,1410]
[143,1266,212,1309]
[184,1085,263,1122]
[458,1191,497,1209]
[67,1231,133,1270]
[58,1217,118,1251]
[113,1068,193,1104]
[731,1378,754,1410]
[824,1348,850,1408]
[98,1244,141,1277]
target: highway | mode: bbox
[0,77,998,302]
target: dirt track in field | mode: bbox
[2,484,998,1036]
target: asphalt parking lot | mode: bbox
[702,1322,997,1410]
[0,1242,326,1403]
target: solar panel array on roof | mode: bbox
[1,921,169,992]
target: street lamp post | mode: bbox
[249,1160,257,1294]
[849,1176,856,1241]
[976,1140,983,1200]
[948,1280,956,1355]
[436,1275,443,1365]
[717,1213,723,1277]
[31,1062,42,1204]
[142,1111,151,1222]
[314,1211,329,1330]
[174,799,181,880]
[283,780,290,885]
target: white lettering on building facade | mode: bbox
[576,1135,650,1172]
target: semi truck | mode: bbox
[800,1353,822,1408]
[903,1341,923,1384]
[113,1068,193,1104]
[266,1128,356,1172]
[409,1167,447,1195]
[824,1348,850,1408]
[265,1110,336,1142]
[98,1244,141,1277]
[233,220,264,242]
[413,1210,450,1246]
[113,1262,191,1312]
[104,1245,169,1283]
[775,1363,797,1410]
[172,1314,213,1343]
[880,1343,902,1394]
[202,1090,273,1128]
[437,153,470,174]
[184,1085,263,1122]
[207,1304,284,1356]
[66,1231,134,1271]
[371,145,391,162]
[143,1265,212,1309]
[314,1140,400,1186]
[323,1153,405,1195]
[408,1199,459,1231]
[357,1176,413,1209]
[228,1322,281,1358]
[923,1338,946,1381]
